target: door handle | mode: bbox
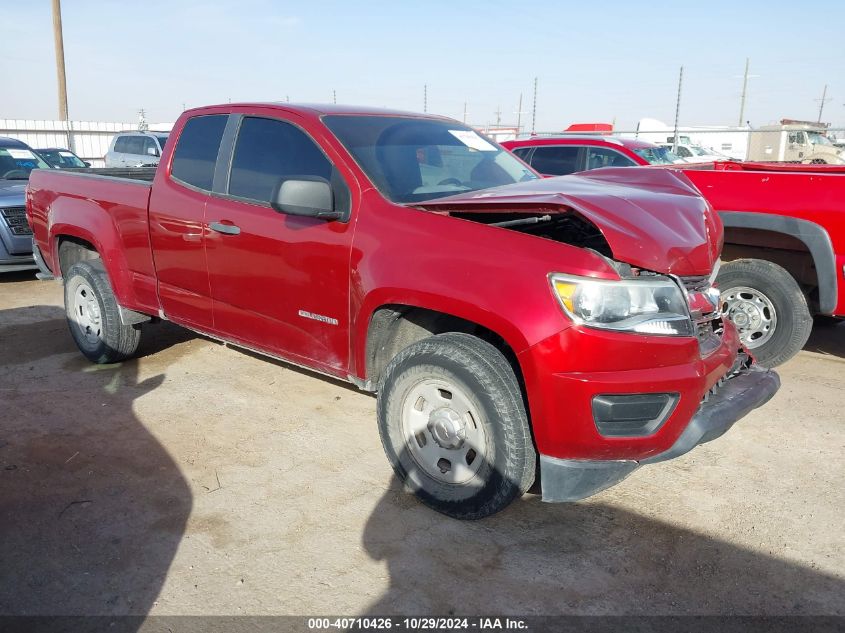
[208,221,241,235]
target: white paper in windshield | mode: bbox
[7,149,36,159]
[448,130,497,151]
[59,151,75,157]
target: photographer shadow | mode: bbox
[0,305,192,620]
[361,447,844,615]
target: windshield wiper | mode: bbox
[490,214,553,228]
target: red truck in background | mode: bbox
[505,135,845,366]
[26,103,779,518]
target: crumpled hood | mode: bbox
[0,180,27,205]
[419,167,723,276]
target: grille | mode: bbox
[1,207,32,236]
[680,274,710,293]
[679,274,723,354]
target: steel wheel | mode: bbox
[71,280,103,349]
[401,378,488,486]
[721,285,778,349]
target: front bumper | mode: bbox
[539,362,780,502]
[0,224,36,273]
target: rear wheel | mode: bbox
[64,260,142,363]
[718,258,811,367]
[377,332,536,519]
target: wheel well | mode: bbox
[57,236,99,277]
[722,227,819,310]
[365,305,522,390]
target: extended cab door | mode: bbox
[148,113,229,329]
[203,113,355,375]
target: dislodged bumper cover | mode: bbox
[540,362,780,502]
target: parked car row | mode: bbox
[0,137,50,272]
[0,130,168,272]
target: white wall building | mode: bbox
[625,118,751,160]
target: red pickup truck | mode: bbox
[504,136,845,366]
[27,103,779,518]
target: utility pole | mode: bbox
[51,0,73,151]
[333,89,336,105]
[494,105,502,127]
[463,101,467,124]
[738,58,749,127]
[672,66,684,153]
[423,84,428,113]
[531,77,538,135]
[816,84,831,123]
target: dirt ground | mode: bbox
[0,269,843,617]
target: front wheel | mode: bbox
[377,332,536,520]
[717,258,812,367]
[64,260,142,363]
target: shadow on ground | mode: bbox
[804,318,845,359]
[0,305,193,618]
[362,455,845,615]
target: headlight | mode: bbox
[550,273,693,336]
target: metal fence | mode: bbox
[0,119,171,167]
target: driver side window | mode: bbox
[228,117,334,205]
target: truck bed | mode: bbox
[52,166,158,181]
[27,167,159,314]
[677,160,845,316]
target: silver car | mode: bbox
[104,131,169,167]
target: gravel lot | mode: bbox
[1,270,843,616]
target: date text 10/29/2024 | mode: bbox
[307,617,528,630]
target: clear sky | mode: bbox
[2,0,844,131]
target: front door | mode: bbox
[204,114,355,375]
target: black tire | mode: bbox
[377,332,536,519]
[717,258,812,367]
[64,260,142,363]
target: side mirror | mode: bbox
[271,177,341,220]
[83,161,91,167]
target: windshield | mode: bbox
[807,132,833,146]
[633,146,683,165]
[0,146,51,179]
[323,115,538,203]
[36,149,86,168]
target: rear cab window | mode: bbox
[170,115,228,191]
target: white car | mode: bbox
[104,131,170,167]
[661,143,729,163]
